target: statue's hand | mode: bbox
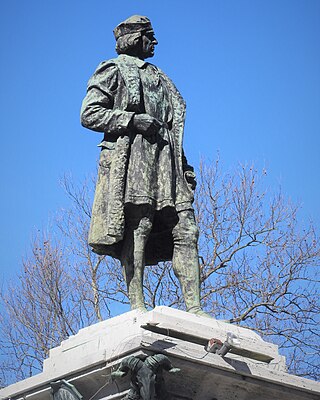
[184,170,197,190]
[133,114,162,136]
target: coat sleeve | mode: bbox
[80,61,135,134]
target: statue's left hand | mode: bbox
[184,170,197,190]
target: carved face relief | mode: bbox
[137,366,156,400]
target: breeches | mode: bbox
[123,205,199,248]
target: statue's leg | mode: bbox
[121,206,153,312]
[171,210,208,316]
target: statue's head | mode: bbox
[114,15,158,60]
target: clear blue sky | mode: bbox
[0,0,319,281]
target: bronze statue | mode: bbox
[111,354,180,400]
[81,15,206,315]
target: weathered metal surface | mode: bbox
[81,15,204,314]
[111,354,180,400]
[50,381,82,400]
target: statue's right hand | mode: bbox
[133,114,162,136]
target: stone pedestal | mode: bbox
[1,306,319,400]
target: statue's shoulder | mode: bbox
[153,64,175,87]
[154,64,185,105]
[86,58,121,90]
[92,55,139,76]
[151,63,165,75]
[93,58,118,75]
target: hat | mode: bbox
[113,15,153,40]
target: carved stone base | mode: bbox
[0,307,319,400]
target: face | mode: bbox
[136,367,156,400]
[141,30,158,59]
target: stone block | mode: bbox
[0,307,319,400]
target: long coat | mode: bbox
[81,54,194,265]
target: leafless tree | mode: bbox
[57,175,117,321]
[194,160,319,379]
[0,237,75,381]
[0,160,319,384]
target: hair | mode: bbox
[115,32,142,56]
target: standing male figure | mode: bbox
[81,15,205,315]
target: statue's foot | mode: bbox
[131,304,148,313]
[187,306,212,318]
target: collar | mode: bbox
[117,53,148,69]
